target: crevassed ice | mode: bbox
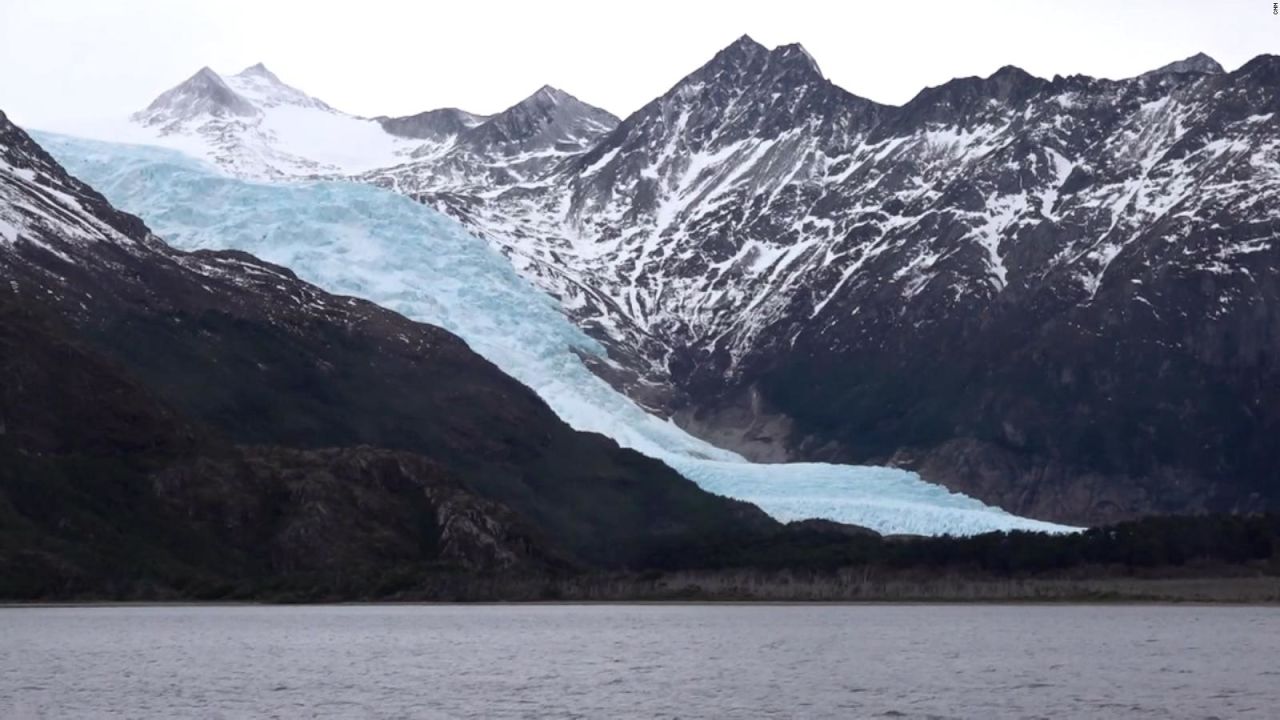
[38,132,1076,536]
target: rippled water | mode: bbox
[2,605,1276,718]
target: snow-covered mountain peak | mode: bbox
[133,66,259,127]
[349,40,1280,532]
[696,35,829,90]
[506,84,615,121]
[122,65,417,179]
[221,63,333,111]
[234,62,275,79]
[361,84,619,193]
[462,85,619,155]
[193,66,222,83]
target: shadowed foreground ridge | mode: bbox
[0,108,775,593]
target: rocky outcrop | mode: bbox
[153,446,559,575]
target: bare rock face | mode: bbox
[152,446,558,576]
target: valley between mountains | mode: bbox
[60,35,1276,527]
[4,36,1277,593]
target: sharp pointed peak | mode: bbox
[719,34,768,57]
[703,35,826,80]
[532,84,568,101]
[500,85,571,113]
[177,66,237,93]
[191,66,224,82]
[137,65,258,121]
[513,85,610,115]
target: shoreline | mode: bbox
[5,576,1279,606]
[4,600,1279,608]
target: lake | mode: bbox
[2,604,1276,718]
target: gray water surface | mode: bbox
[1,604,1276,719]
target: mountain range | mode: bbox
[14,36,1280,548]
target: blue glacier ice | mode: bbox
[39,132,1077,536]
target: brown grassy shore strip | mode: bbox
[3,575,1279,605]
[535,571,1280,603]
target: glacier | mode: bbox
[38,132,1076,536]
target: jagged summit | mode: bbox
[645,37,810,115]
[878,63,1046,135]
[728,34,766,51]
[362,41,1280,530]
[1141,52,1225,78]
[773,43,822,77]
[702,35,826,80]
[95,42,1280,532]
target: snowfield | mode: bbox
[39,132,1075,536]
[41,65,418,180]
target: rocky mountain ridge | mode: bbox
[121,41,1279,525]
[355,39,1280,524]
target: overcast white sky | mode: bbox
[1,0,1275,128]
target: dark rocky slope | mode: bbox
[0,291,561,598]
[0,110,772,592]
